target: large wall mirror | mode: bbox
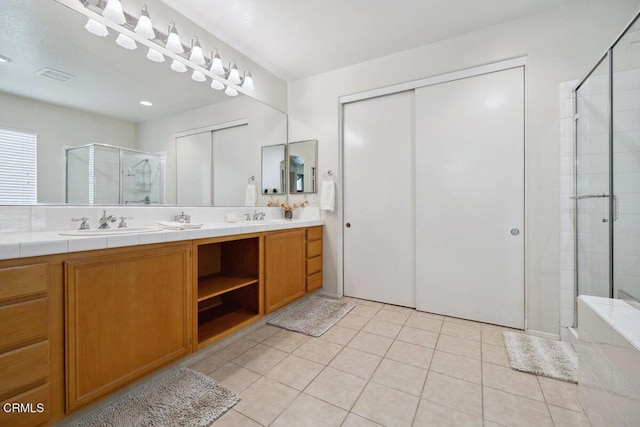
[261,144,286,195]
[288,140,318,194]
[0,0,287,206]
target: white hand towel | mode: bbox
[320,180,335,211]
[156,221,203,230]
[245,183,257,206]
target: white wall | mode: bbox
[0,92,136,204]
[288,0,640,336]
[136,95,287,205]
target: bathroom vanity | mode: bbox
[0,222,323,425]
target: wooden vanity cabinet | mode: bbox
[64,242,191,411]
[306,226,323,291]
[264,229,306,313]
[0,263,52,427]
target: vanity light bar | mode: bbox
[79,0,255,95]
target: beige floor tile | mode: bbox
[293,337,343,365]
[345,297,384,309]
[429,350,481,384]
[234,343,288,374]
[215,338,258,360]
[385,340,434,369]
[347,331,393,356]
[440,322,481,341]
[350,304,381,318]
[481,342,510,367]
[265,354,324,390]
[374,308,411,325]
[482,362,544,401]
[362,319,402,339]
[548,405,591,427]
[208,362,260,393]
[245,324,280,342]
[381,304,415,314]
[413,399,483,426]
[271,393,348,427]
[304,366,367,410]
[371,358,428,396]
[538,376,582,412]
[444,316,481,327]
[329,347,382,379]
[262,329,311,353]
[481,327,509,347]
[338,313,370,330]
[405,312,443,333]
[320,325,359,345]
[483,387,553,427]
[435,334,481,360]
[352,382,420,427]
[482,421,505,427]
[422,372,483,417]
[234,377,300,426]
[397,326,439,348]
[341,413,383,426]
[213,409,262,427]
[188,353,226,374]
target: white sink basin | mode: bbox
[59,227,162,236]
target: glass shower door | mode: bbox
[613,17,640,303]
[575,56,611,298]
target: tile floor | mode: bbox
[190,297,590,427]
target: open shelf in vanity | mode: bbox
[194,234,263,349]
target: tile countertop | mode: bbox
[579,295,640,352]
[0,219,323,260]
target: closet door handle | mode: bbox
[346,223,351,228]
[510,228,520,236]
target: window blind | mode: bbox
[0,127,37,204]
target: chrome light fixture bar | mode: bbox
[77,0,255,96]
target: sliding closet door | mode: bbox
[343,91,415,307]
[212,125,248,206]
[415,67,524,328]
[176,131,212,205]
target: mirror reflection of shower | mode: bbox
[65,144,164,205]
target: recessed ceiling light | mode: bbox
[0,55,11,63]
[140,100,153,106]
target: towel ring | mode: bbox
[248,176,256,184]
[323,170,336,182]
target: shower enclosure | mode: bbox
[65,144,164,205]
[574,13,640,310]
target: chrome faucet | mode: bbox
[98,210,117,229]
[253,210,266,220]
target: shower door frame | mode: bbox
[572,9,640,326]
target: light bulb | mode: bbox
[225,86,238,97]
[146,48,165,63]
[85,19,109,37]
[166,22,184,54]
[228,60,241,85]
[189,37,206,65]
[210,50,224,75]
[191,70,206,82]
[115,34,137,50]
[242,70,254,92]
[134,5,155,40]
[170,60,187,73]
[102,0,126,25]
[211,79,224,90]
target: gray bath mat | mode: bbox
[72,367,239,427]
[268,296,355,337]
[503,332,577,383]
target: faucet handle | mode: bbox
[118,216,133,228]
[72,217,90,230]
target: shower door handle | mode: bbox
[569,193,608,200]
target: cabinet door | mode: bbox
[265,230,305,313]
[65,244,191,411]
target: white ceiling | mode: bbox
[160,0,579,82]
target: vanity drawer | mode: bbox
[0,341,49,400]
[0,384,49,427]
[0,264,48,305]
[306,240,323,258]
[306,256,322,275]
[0,298,48,353]
[306,271,323,291]
[306,226,323,241]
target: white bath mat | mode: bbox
[72,367,239,427]
[503,332,577,383]
[268,296,355,337]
